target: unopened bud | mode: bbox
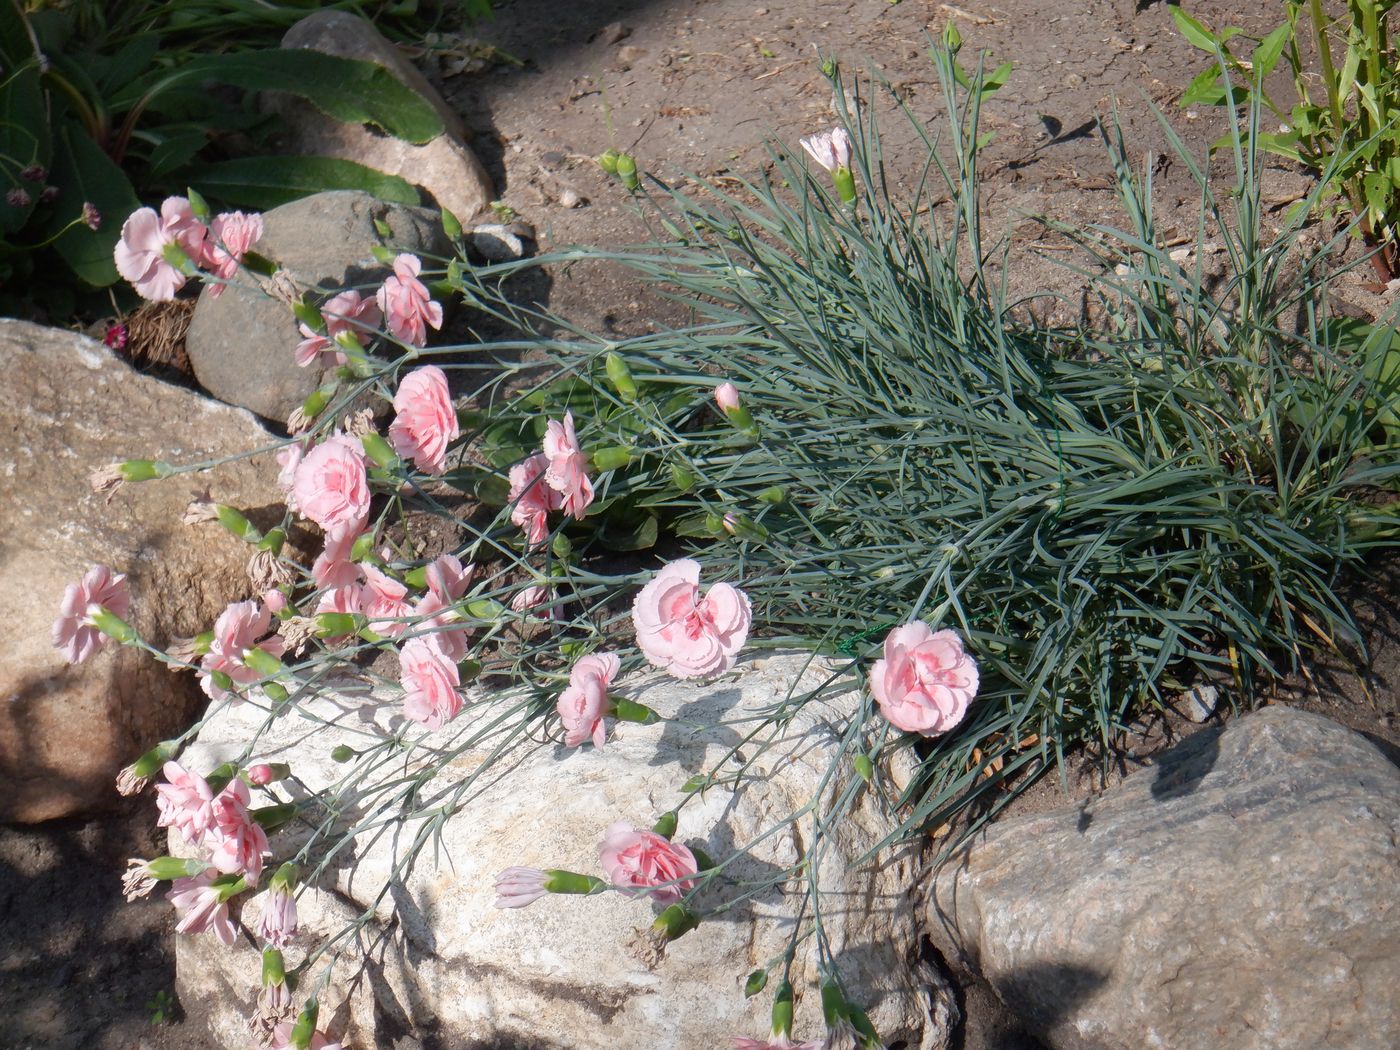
[19,164,45,182]
[551,532,573,560]
[610,698,661,725]
[591,445,632,472]
[615,152,640,192]
[289,998,319,1050]
[241,646,282,677]
[361,432,399,469]
[215,504,262,543]
[185,188,210,223]
[758,485,785,505]
[604,351,638,400]
[246,762,290,786]
[597,149,621,174]
[82,202,101,230]
[330,744,356,763]
[772,979,795,1036]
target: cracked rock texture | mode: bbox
[175,654,955,1049]
[926,706,1400,1050]
[0,320,274,822]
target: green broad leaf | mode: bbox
[1180,66,1228,107]
[96,34,161,95]
[0,64,48,234]
[186,156,419,210]
[1362,171,1391,221]
[1336,41,1361,103]
[180,50,443,144]
[1251,22,1291,80]
[145,128,211,177]
[1251,131,1303,163]
[598,513,659,551]
[1170,7,1220,52]
[981,61,1013,95]
[46,126,139,287]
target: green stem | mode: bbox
[1307,0,1345,134]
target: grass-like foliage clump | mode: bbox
[494,43,1400,837]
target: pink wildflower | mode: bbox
[714,382,740,412]
[541,411,595,518]
[511,584,561,620]
[113,196,207,301]
[198,210,262,296]
[598,821,698,905]
[800,128,853,172]
[155,761,215,846]
[269,1022,343,1050]
[360,563,413,637]
[312,521,362,591]
[413,553,473,661]
[199,599,286,700]
[399,636,462,730]
[493,866,550,909]
[292,435,370,532]
[315,584,362,619]
[557,652,619,750]
[632,559,751,679]
[388,365,459,475]
[247,763,277,785]
[508,452,562,546]
[206,778,269,881]
[375,253,442,347]
[869,622,979,737]
[294,290,382,369]
[167,871,237,947]
[275,443,304,510]
[52,564,130,664]
[252,884,298,948]
[734,1038,823,1050]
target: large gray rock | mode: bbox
[0,320,275,822]
[926,706,1400,1050]
[267,11,494,224]
[184,191,449,422]
[175,654,955,1049]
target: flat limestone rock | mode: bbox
[184,190,449,423]
[926,706,1400,1050]
[175,654,955,1049]
[0,320,275,822]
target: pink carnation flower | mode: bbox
[199,600,286,700]
[269,1023,343,1050]
[800,127,853,172]
[557,652,619,750]
[714,381,740,412]
[52,564,130,664]
[113,196,207,301]
[198,210,263,296]
[252,884,298,948]
[275,443,304,509]
[399,636,462,730]
[292,435,370,533]
[869,622,979,737]
[508,452,562,546]
[413,553,473,661]
[494,866,549,909]
[541,411,595,518]
[155,760,216,846]
[206,778,270,881]
[598,821,698,905]
[312,521,362,591]
[360,563,413,637]
[375,253,442,347]
[295,290,382,369]
[389,365,459,475]
[315,584,362,621]
[632,559,751,679]
[734,1038,823,1050]
[168,871,237,947]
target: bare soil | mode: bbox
[4,1,1397,1048]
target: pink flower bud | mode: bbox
[262,589,288,616]
[714,382,740,412]
[247,763,276,786]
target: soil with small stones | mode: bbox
[5,1,1398,1048]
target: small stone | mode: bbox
[466,223,527,261]
[1178,682,1219,722]
[600,21,631,45]
[185,191,449,422]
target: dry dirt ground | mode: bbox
[3,1,1397,1048]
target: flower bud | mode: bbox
[331,744,356,763]
[650,811,678,840]
[289,999,319,1050]
[724,404,760,439]
[597,149,621,174]
[604,351,638,401]
[758,485,786,505]
[610,698,661,725]
[772,979,795,1036]
[215,504,262,543]
[87,606,137,645]
[670,463,697,492]
[615,152,640,191]
[241,646,283,677]
[551,532,573,560]
[247,762,290,786]
[263,682,289,703]
[714,382,740,412]
[853,753,874,782]
[186,187,211,223]
[744,969,768,998]
[441,205,463,241]
[298,386,331,426]
[358,432,396,469]
[591,445,632,472]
